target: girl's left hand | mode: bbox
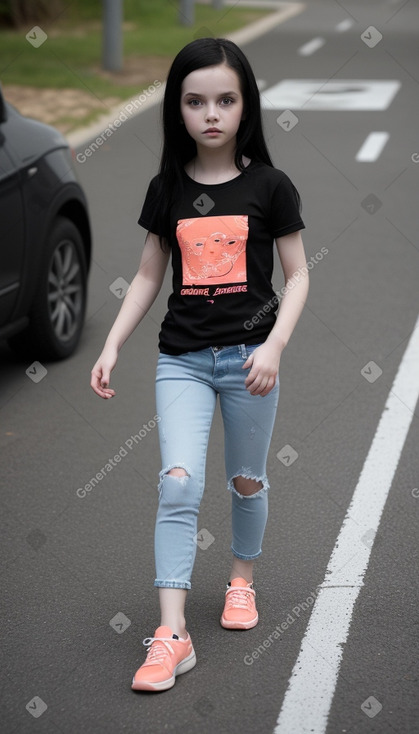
[243,343,281,396]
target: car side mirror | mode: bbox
[0,84,8,123]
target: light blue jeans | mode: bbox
[154,344,280,589]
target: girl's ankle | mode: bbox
[160,620,187,638]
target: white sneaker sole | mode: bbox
[220,614,259,629]
[131,648,197,692]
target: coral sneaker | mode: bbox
[131,625,196,692]
[220,577,258,629]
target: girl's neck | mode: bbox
[186,143,250,185]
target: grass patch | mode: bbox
[0,0,270,99]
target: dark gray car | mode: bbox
[0,84,92,360]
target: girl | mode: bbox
[91,37,309,692]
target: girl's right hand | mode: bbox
[90,345,118,399]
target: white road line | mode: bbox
[298,37,326,56]
[257,79,268,91]
[336,19,353,32]
[274,313,419,734]
[356,132,390,161]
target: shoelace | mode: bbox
[142,636,175,667]
[225,585,255,610]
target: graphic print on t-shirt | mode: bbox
[176,215,248,286]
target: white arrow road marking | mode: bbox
[356,132,390,161]
[274,312,419,734]
[261,80,401,110]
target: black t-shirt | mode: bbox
[138,159,305,355]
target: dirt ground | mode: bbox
[3,56,171,134]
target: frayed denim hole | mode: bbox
[227,472,269,499]
[157,464,191,496]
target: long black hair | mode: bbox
[154,37,274,247]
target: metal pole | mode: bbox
[102,0,123,72]
[179,0,194,26]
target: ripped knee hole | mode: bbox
[166,467,189,478]
[232,476,263,496]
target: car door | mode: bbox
[0,130,25,328]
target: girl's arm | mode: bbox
[91,232,170,399]
[244,230,309,396]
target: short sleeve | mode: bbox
[138,174,162,234]
[268,172,305,238]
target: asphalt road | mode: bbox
[1,1,418,733]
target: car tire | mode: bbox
[8,217,88,360]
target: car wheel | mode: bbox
[8,217,88,360]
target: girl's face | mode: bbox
[180,63,244,153]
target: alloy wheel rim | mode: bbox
[47,239,83,342]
